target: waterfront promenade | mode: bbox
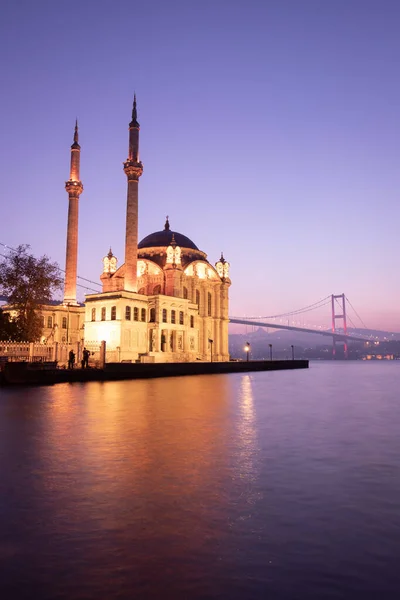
[1,359,308,386]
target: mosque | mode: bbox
[38,98,231,363]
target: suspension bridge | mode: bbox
[229,294,377,358]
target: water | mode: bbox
[1,362,400,599]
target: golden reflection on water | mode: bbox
[235,375,261,510]
[240,375,254,417]
[41,376,234,548]
[2,364,400,597]
[238,375,257,469]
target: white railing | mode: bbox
[0,342,29,359]
[0,340,120,367]
[0,341,53,362]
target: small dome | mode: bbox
[138,217,199,250]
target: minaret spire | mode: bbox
[123,95,143,292]
[63,121,83,305]
[73,119,79,144]
[130,94,139,128]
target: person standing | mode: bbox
[83,347,90,369]
[68,349,75,369]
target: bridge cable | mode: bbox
[345,296,368,330]
[234,296,331,321]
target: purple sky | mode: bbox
[1,0,400,331]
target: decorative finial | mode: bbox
[215,252,230,280]
[130,93,139,127]
[103,247,117,274]
[133,93,137,118]
[164,215,170,231]
[71,119,80,149]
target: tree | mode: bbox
[0,308,20,340]
[0,245,63,341]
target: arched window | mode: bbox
[101,307,106,321]
[62,317,67,329]
[179,311,184,325]
[111,306,117,320]
[138,287,145,295]
[183,286,188,299]
[162,309,167,323]
[141,308,146,322]
[47,316,53,329]
[153,284,161,295]
[40,315,45,328]
[125,306,131,320]
[171,310,176,324]
[190,315,194,328]
[195,290,200,307]
[149,308,155,322]
[133,307,139,321]
[207,292,212,316]
[91,308,96,322]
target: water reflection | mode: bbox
[238,375,257,474]
[0,377,242,594]
[44,377,234,498]
[233,375,262,519]
[2,364,400,599]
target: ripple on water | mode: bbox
[1,363,400,598]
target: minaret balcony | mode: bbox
[65,180,83,195]
[123,160,143,180]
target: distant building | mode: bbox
[36,98,231,362]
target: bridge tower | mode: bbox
[331,293,348,359]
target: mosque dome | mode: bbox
[138,217,199,251]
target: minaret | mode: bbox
[123,95,143,292]
[63,120,83,305]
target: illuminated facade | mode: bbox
[5,304,84,346]
[62,98,231,362]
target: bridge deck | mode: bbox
[229,318,368,342]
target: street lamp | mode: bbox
[244,342,250,362]
[269,343,273,361]
[208,338,214,362]
[291,344,294,360]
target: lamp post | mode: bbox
[291,345,294,360]
[244,342,250,362]
[208,338,214,362]
[269,343,273,361]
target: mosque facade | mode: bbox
[37,98,231,363]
